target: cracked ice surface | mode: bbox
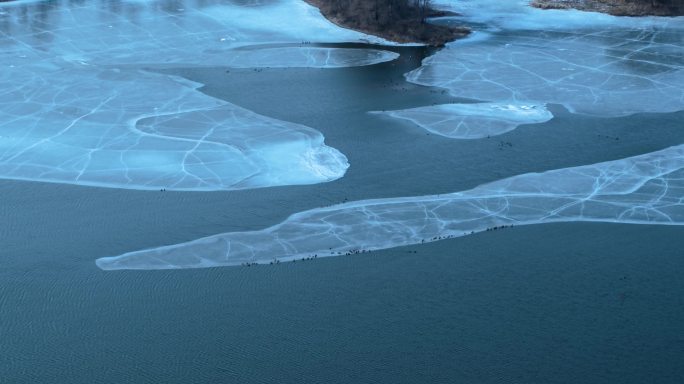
[0,0,398,190]
[373,103,552,139]
[97,145,684,269]
[0,66,348,190]
[408,0,684,117]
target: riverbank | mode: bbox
[532,0,684,16]
[304,0,469,46]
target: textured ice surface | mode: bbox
[0,0,398,190]
[373,103,552,139]
[411,0,684,117]
[97,145,684,269]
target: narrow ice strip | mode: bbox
[222,47,398,68]
[97,145,684,270]
[373,103,552,139]
[0,65,347,190]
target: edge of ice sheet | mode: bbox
[372,103,553,139]
[97,144,684,270]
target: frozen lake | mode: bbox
[1,0,683,383]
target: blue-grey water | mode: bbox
[1,1,684,383]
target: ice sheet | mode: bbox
[97,144,684,269]
[0,65,347,190]
[409,0,684,117]
[373,103,552,139]
[0,0,398,190]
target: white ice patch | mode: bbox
[373,103,552,139]
[97,145,684,269]
[0,0,397,190]
[413,0,684,117]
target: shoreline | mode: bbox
[531,0,684,16]
[304,0,470,47]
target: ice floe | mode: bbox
[373,103,552,139]
[0,0,397,190]
[97,144,684,269]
